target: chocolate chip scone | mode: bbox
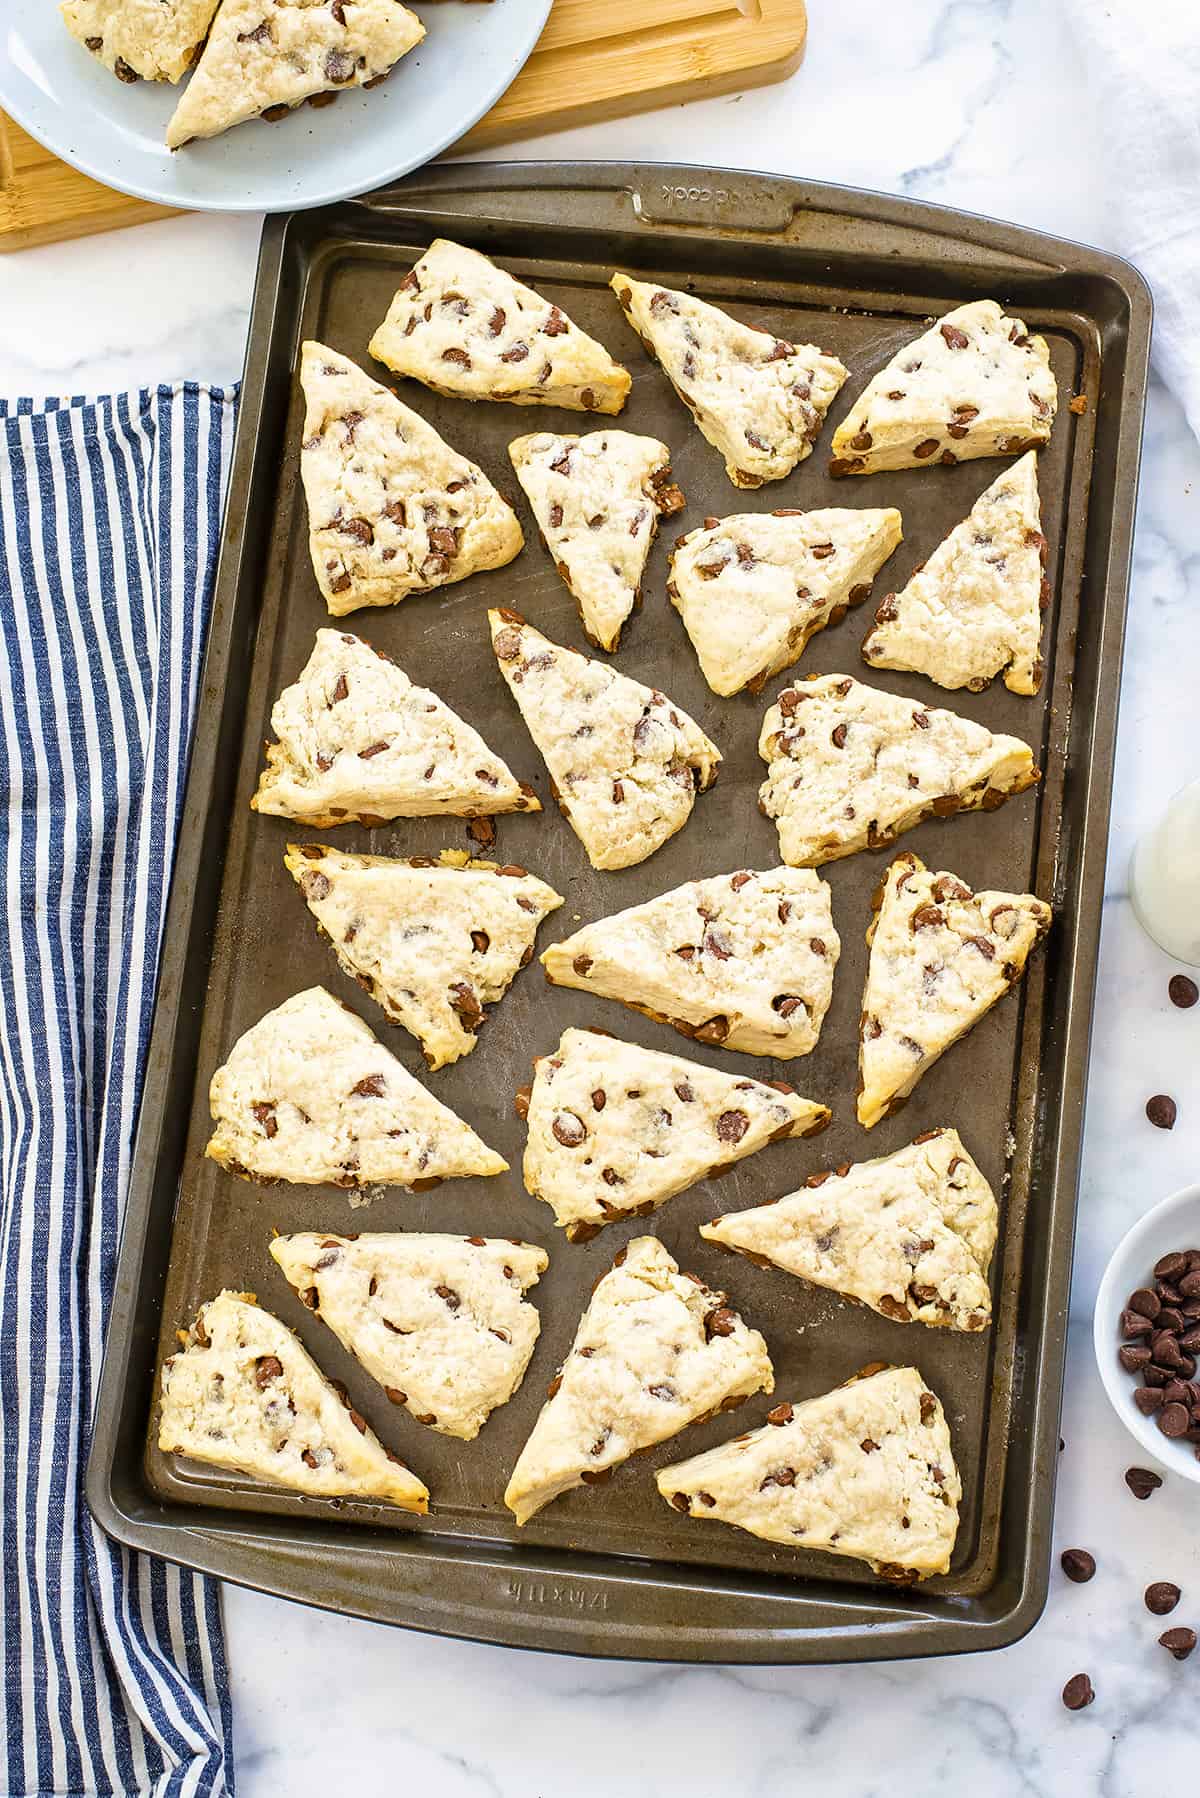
[284,845,563,1069]
[702,1127,997,1332]
[508,430,685,652]
[165,0,424,147]
[517,1027,830,1240]
[159,1290,429,1511]
[541,866,839,1058]
[610,274,848,487]
[251,630,540,827]
[657,1365,961,1581]
[270,1233,548,1440]
[861,452,1050,694]
[829,299,1057,476]
[668,506,902,695]
[370,239,630,414]
[757,673,1039,868]
[488,609,720,872]
[298,342,522,615]
[858,854,1052,1128]
[62,0,219,82]
[504,1235,772,1525]
[205,986,508,1190]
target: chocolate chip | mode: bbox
[1169,974,1199,1009]
[715,1109,749,1145]
[1129,1287,1162,1320]
[1159,1402,1191,1438]
[1147,1094,1178,1130]
[254,1355,284,1389]
[1146,1581,1182,1615]
[441,346,472,368]
[705,1307,736,1339]
[766,1403,793,1426]
[552,1111,586,1148]
[1060,1548,1096,1583]
[1061,1674,1094,1711]
[351,1073,385,1098]
[1125,1466,1163,1499]
[1159,1626,1196,1660]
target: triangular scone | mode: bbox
[251,630,539,827]
[657,1365,960,1582]
[284,845,563,1069]
[610,274,848,488]
[508,431,685,652]
[861,453,1050,695]
[205,987,507,1190]
[489,610,720,872]
[542,867,839,1059]
[758,674,1039,868]
[63,0,218,82]
[159,1291,428,1511]
[370,240,630,415]
[297,343,522,616]
[668,507,902,696]
[829,300,1057,476]
[701,1127,997,1332]
[504,1235,772,1524]
[517,1027,830,1240]
[270,1233,547,1440]
[858,854,1052,1128]
[165,0,423,147]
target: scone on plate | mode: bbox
[517,1026,830,1240]
[159,1290,428,1511]
[541,866,839,1058]
[757,673,1039,868]
[251,629,539,827]
[504,1235,772,1525]
[284,845,563,1069]
[858,853,1052,1128]
[508,430,685,652]
[656,1365,961,1582]
[701,1127,997,1332]
[861,452,1050,695]
[270,1233,548,1440]
[165,0,425,147]
[610,274,848,488]
[62,0,219,82]
[205,986,507,1191]
[488,609,720,872]
[297,342,521,615]
[829,299,1057,476]
[668,507,902,696]
[370,240,630,414]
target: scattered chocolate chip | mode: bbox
[1147,1094,1178,1130]
[1060,1548,1096,1583]
[1169,974,1199,1009]
[1061,1673,1094,1711]
[1159,1626,1196,1660]
[1125,1466,1163,1499]
[1146,1581,1182,1615]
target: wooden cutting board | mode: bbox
[0,0,806,252]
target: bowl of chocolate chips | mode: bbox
[1096,1180,1200,1482]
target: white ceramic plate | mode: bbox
[1093,1180,1200,1485]
[0,0,551,214]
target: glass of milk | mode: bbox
[1130,776,1200,966]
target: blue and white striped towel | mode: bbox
[0,386,238,1798]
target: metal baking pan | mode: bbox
[87,161,1150,1663]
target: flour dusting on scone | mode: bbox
[517,1027,830,1240]
[829,300,1056,476]
[862,452,1050,694]
[270,1233,548,1440]
[504,1235,772,1525]
[858,854,1051,1128]
[509,430,684,652]
[205,986,508,1190]
[159,1290,429,1511]
[757,673,1039,868]
[702,1127,997,1331]
[284,845,562,1068]
[488,609,720,871]
[610,274,848,487]
[165,0,424,147]
[370,240,630,414]
[298,342,522,615]
[656,1365,960,1581]
[62,0,219,82]
[668,507,901,695]
[542,867,839,1059]
[252,630,539,826]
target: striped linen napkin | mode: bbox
[0,386,237,1798]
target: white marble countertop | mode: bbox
[5,0,1199,1789]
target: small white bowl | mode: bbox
[1094,1180,1200,1484]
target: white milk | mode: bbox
[1130,776,1200,966]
